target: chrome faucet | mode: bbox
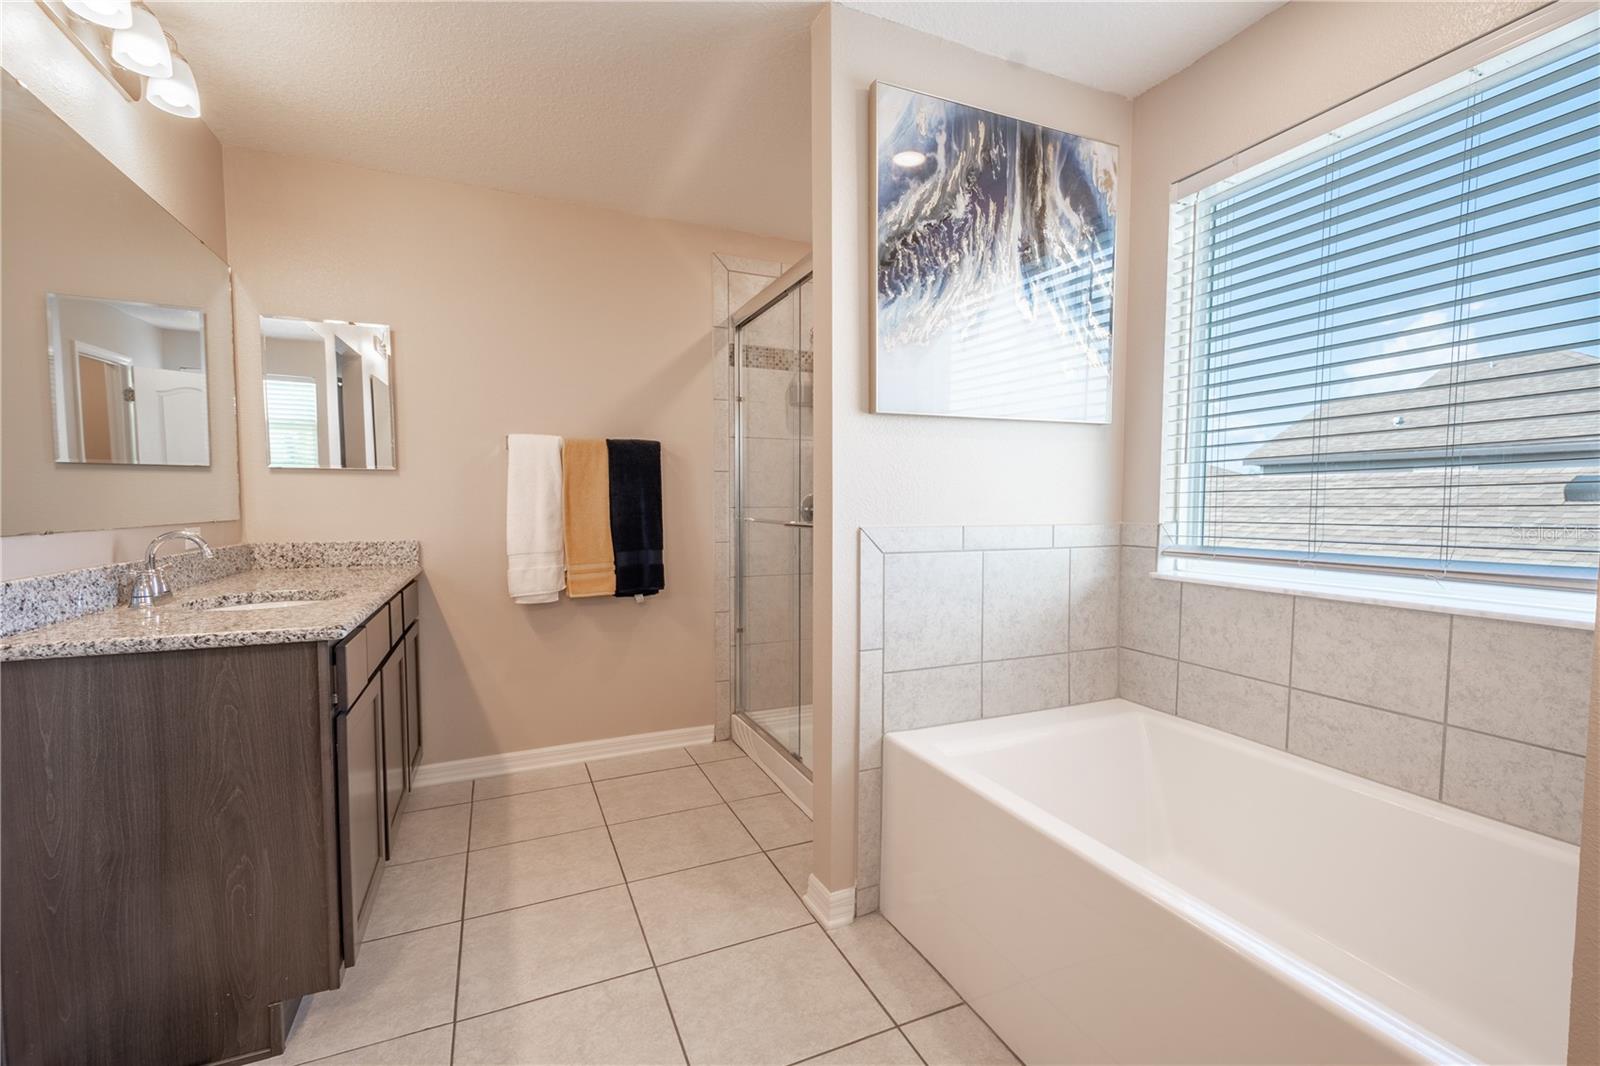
[130,529,215,608]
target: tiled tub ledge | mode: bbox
[0,540,421,659]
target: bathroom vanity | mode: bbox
[0,546,423,1066]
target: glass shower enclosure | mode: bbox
[733,272,813,772]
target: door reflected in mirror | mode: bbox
[48,295,210,466]
[261,316,396,470]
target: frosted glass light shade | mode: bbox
[63,0,132,29]
[110,7,172,79]
[148,56,200,118]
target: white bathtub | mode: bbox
[881,700,1579,1065]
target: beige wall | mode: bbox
[810,4,1134,891]
[0,3,239,579]
[224,148,805,765]
[1576,622,1600,1063]
[1120,0,1542,523]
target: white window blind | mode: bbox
[264,375,320,468]
[1161,18,1600,590]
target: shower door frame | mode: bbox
[731,257,813,779]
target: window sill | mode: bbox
[1154,555,1596,630]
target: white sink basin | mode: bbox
[204,599,324,613]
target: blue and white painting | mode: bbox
[873,84,1117,423]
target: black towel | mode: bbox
[606,439,665,597]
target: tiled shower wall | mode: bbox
[854,523,1123,915]
[1117,522,1593,845]
[855,520,1593,916]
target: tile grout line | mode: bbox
[1439,616,1455,801]
[588,758,694,1066]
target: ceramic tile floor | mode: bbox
[268,741,1019,1066]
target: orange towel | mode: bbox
[562,439,616,597]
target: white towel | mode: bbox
[506,434,566,604]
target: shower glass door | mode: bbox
[734,275,813,771]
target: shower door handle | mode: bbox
[740,516,813,529]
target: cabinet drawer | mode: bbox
[402,583,419,629]
[369,603,391,658]
[338,623,369,702]
[387,594,403,647]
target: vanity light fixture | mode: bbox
[147,51,200,118]
[62,0,132,29]
[110,4,172,80]
[892,149,928,168]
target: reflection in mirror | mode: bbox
[261,316,396,470]
[48,295,209,465]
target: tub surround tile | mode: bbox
[1447,616,1593,754]
[452,970,685,1066]
[1178,583,1293,684]
[1177,663,1289,749]
[1119,649,1177,714]
[455,886,651,1019]
[627,853,810,963]
[859,650,885,768]
[1053,524,1121,548]
[981,654,1070,718]
[1068,546,1119,651]
[857,769,882,887]
[1118,547,1179,657]
[713,611,732,683]
[963,525,1053,550]
[883,664,982,732]
[981,549,1070,661]
[1287,692,1444,798]
[855,884,881,917]
[860,536,884,651]
[1442,728,1585,843]
[883,551,982,671]
[1068,649,1118,705]
[463,827,622,917]
[864,526,964,553]
[902,1005,1020,1066]
[1120,522,1159,549]
[1291,599,1450,720]
[657,925,890,1066]
[828,914,960,1024]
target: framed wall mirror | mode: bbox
[261,316,397,470]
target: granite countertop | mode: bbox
[0,560,420,662]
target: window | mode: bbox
[264,375,320,468]
[1161,16,1599,594]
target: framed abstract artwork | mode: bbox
[871,83,1118,423]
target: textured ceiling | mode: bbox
[842,2,1282,98]
[151,1,817,240]
[150,2,1279,241]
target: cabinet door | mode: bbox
[341,682,383,960]
[404,626,422,774]
[380,653,405,842]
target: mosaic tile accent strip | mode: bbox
[729,345,814,373]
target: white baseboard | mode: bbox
[731,714,812,816]
[804,874,856,929]
[411,723,715,789]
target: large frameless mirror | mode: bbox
[260,315,397,470]
[48,295,210,465]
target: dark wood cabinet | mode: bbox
[1,579,422,1066]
